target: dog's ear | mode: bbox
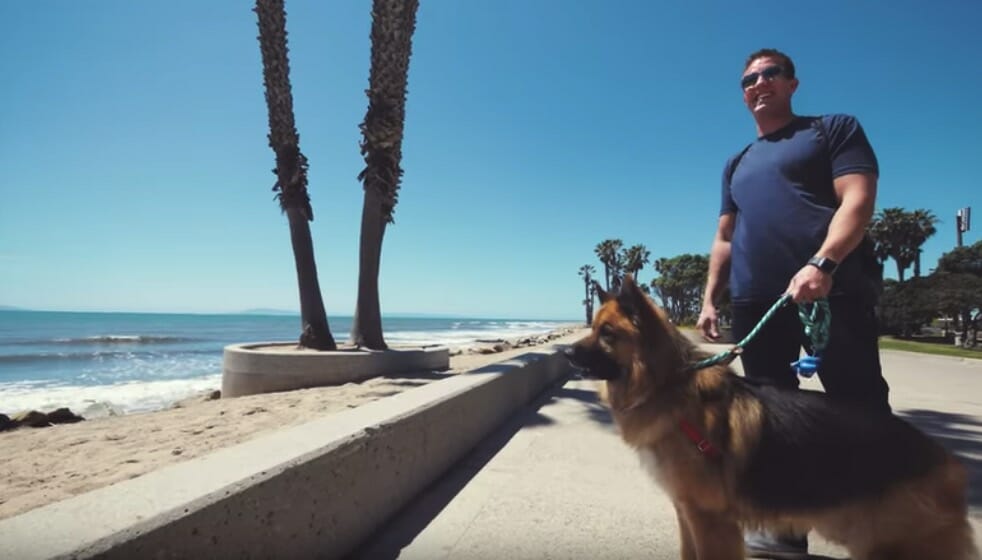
[594,280,612,304]
[616,275,647,324]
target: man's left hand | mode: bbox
[786,264,832,303]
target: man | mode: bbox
[696,48,891,559]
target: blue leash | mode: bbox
[688,294,831,377]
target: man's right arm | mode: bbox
[697,213,735,340]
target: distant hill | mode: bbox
[239,308,300,316]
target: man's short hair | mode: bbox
[744,48,796,79]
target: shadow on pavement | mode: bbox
[344,376,564,560]
[551,380,615,427]
[898,408,982,510]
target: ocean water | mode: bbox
[0,310,573,416]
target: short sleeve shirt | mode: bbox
[721,114,878,303]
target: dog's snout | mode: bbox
[564,345,585,367]
[564,341,620,380]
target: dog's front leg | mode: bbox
[674,503,696,560]
[677,503,743,560]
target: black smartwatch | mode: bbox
[807,256,839,275]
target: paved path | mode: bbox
[353,348,982,559]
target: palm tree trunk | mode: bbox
[351,186,387,348]
[583,276,591,325]
[255,0,335,350]
[350,0,419,350]
[286,206,335,349]
[896,260,905,283]
[961,310,972,346]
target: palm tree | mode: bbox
[594,239,623,290]
[868,207,939,282]
[621,244,651,284]
[578,264,596,325]
[254,0,335,350]
[350,0,420,350]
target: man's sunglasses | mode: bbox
[741,65,786,89]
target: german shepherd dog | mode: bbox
[566,276,979,560]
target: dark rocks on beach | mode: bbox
[466,327,579,356]
[11,410,52,428]
[47,408,85,424]
[0,408,86,430]
[492,341,513,352]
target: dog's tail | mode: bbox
[913,456,980,560]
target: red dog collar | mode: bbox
[679,419,720,459]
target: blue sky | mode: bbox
[1,0,979,320]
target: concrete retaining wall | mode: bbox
[0,341,575,560]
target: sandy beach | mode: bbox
[0,327,584,521]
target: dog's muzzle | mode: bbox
[565,344,621,380]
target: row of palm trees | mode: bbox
[578,241,651,324]
[592,240,651,291]
[255,0,418,350]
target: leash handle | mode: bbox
[791,299,831,378]
[688,294,831,376]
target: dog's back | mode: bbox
[734,379,953,511]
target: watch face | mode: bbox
[810,257,837,273]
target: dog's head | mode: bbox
[566,275,688,392]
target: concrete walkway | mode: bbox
[353,347,982,559]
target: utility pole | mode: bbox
[956,207,971,247]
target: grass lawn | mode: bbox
[879,337,982,360]
[681,326,981,360]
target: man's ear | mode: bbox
[594,281,611,304]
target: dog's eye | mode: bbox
[599,324,615,340]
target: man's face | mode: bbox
[741,56,798,117]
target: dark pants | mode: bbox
[731,296,891,414]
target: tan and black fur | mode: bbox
[566,275,979,560]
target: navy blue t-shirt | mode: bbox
[721,114,878,303]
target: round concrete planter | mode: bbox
[222,342,450,398]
